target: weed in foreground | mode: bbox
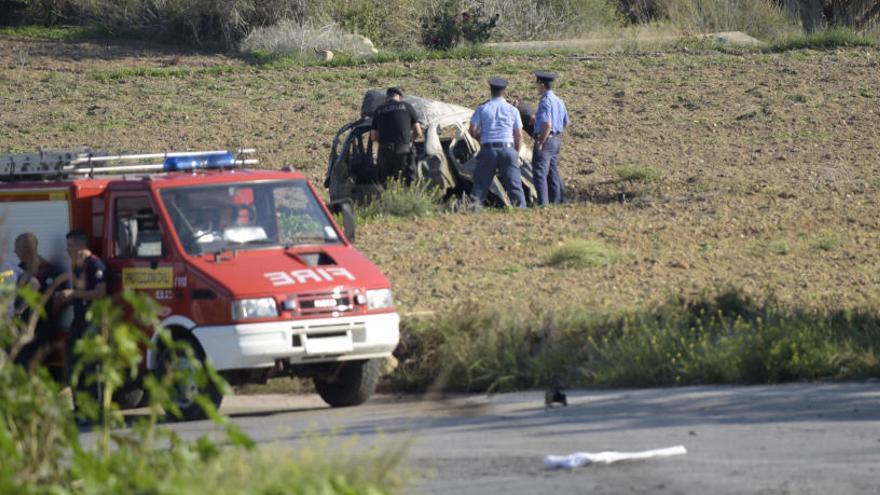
[0,288,408,494]
[547,239,627,269]
[810,234,845,252]
[357,180,443,223]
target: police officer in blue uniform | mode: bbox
[468,77,526,209]
[532,71,569,206]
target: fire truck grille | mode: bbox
[290,322,367,343]
[295,290,354,316]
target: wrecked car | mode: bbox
[326,90,538,208]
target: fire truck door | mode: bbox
[106,193,183,317]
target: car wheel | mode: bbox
[313,359,380,408]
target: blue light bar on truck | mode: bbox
[163,152,236,172]
[0,148,257,180]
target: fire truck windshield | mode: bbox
[159,180,341,255]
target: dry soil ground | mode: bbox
[1,36,879,314]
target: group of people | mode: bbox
[4,230,106,380]
[368,71,569,208]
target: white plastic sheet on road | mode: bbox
[544,445,688,469]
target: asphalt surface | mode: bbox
[148,383,879,494]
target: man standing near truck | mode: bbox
[13,233,62,369]
[370,87,423,184]
[56,229,106,387]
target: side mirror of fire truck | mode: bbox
[329,199,356,243]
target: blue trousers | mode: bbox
[470,146,526,208]
[532,135,564,206]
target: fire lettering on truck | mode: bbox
[264,267,355,287]
[122,267,173,289]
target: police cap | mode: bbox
[488,77,508,89]
[386,87,404,97]
[534,71,558,84]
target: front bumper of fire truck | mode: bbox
[191,312,400,371]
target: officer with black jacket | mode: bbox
[370,87,423,184]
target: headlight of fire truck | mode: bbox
[365,289,394,310]
[231,298,278,321]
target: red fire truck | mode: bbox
[0,148,399,419]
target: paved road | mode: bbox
[158,383,880,494]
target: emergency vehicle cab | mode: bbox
[0,148,399,419]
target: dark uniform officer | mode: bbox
[13,232,63,370]
[370,87,423,184]
[532,71,570,206]
[468,77,526,209]
[57,229,106,391]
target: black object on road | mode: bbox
[545,387,568,408]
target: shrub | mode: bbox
[615,163,663,182]
[473,0,622,41]
[658,0,798,40]
[392,303,590,392]
[547,239,627,269]
[392,290,880,393]
[241,20,378,58]
[420,0,498,49]
[358,179,442,221]
[0,0,76,25]
[810,234,844,252]
[64,0,318,47]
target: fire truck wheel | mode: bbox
[156,340,223,421]
[313,359,380,408]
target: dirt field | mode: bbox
[2,37,878,313]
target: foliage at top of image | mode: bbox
[420,0,498,50]
[0,288,408,494]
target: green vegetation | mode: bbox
[547,239,627,269]
[0,289,407,494]
[8,0,876,53]
[391,290,880,392]
[768,28,876,51]
[659,0,797,40]
[0,24,107,40]
[357,180,442,222]
[810,234,845,252]
[615,164,664,182]
[250,44,524,69]
[89,65,241,82]
[767,238,792,256]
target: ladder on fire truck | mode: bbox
[0,147,258,181]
